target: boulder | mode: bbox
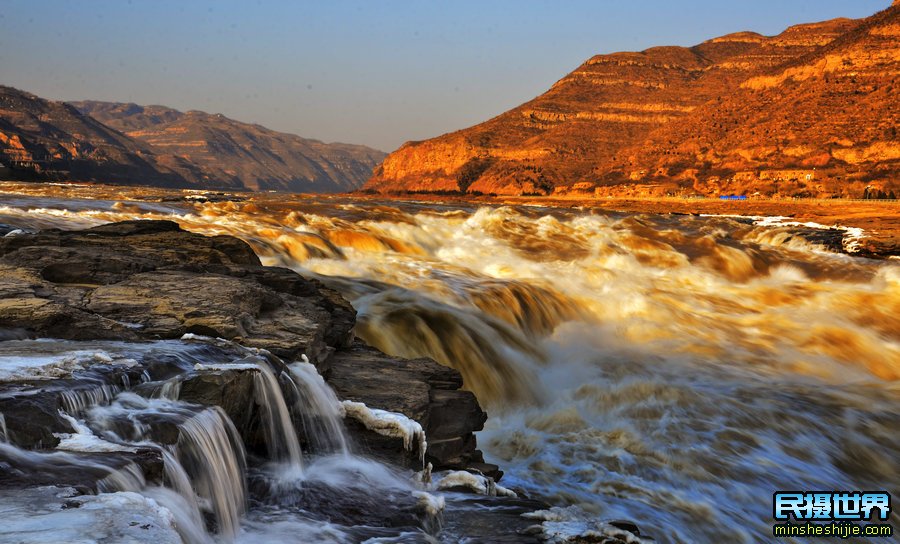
[0,220,354,363]
[327,341,491,473]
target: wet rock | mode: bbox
[328,341,489,472]
[0,220,353,363]
[0,387,75,448]
[0,220,512,535]
[0,446,164,491]
[177,369,256,426]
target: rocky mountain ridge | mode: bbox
[0,86,384,192]
[73,100,385,192]
[363,3,899,198]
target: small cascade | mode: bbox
[84,393,249,539]
[176,407,248,538]
[60,384,121,415]
[287,358,350,455]
[0,328,450,542]
[147,377,182,400]
[158,448,203,514]
[96,461,147,493]
[251,363,304,467]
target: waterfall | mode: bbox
[251,363,304,467]
[149,378,182,400]
[176,407,248,537]
[97,462,147,493]
[0,331,446,542]
[60,384,121,415]
[286,359,350,455]
[157,448,209,532]
[85,393,249,539]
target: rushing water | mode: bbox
[0,185,898,543]
[0,336,447,543]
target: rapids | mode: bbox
[1,185,898,543]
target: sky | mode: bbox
[0,1,889,152]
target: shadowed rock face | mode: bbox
[364,4,899,198]
[0,87,385,192]
[0,86,200,187]
[327,341,494,475]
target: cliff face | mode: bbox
[74,101,386,192]
[364,5,898,197]
[0,86,385,192]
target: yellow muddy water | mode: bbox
[1,185,898,543]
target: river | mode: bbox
[0,184,897,543]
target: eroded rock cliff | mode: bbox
[364,4,899,198]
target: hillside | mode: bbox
[74,101,385,192]
[0,86,385,192]
[0,86,201,187]
[363,4,898,198]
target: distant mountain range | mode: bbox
[0,86,385,192]
[364,2,900,198]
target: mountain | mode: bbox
[73,101,386,192]
[0,86,385,192]
[363,3,899,198]
[0,86,201,187]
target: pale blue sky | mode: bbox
[0,1,889,151]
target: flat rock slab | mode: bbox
[0,220,355,363]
